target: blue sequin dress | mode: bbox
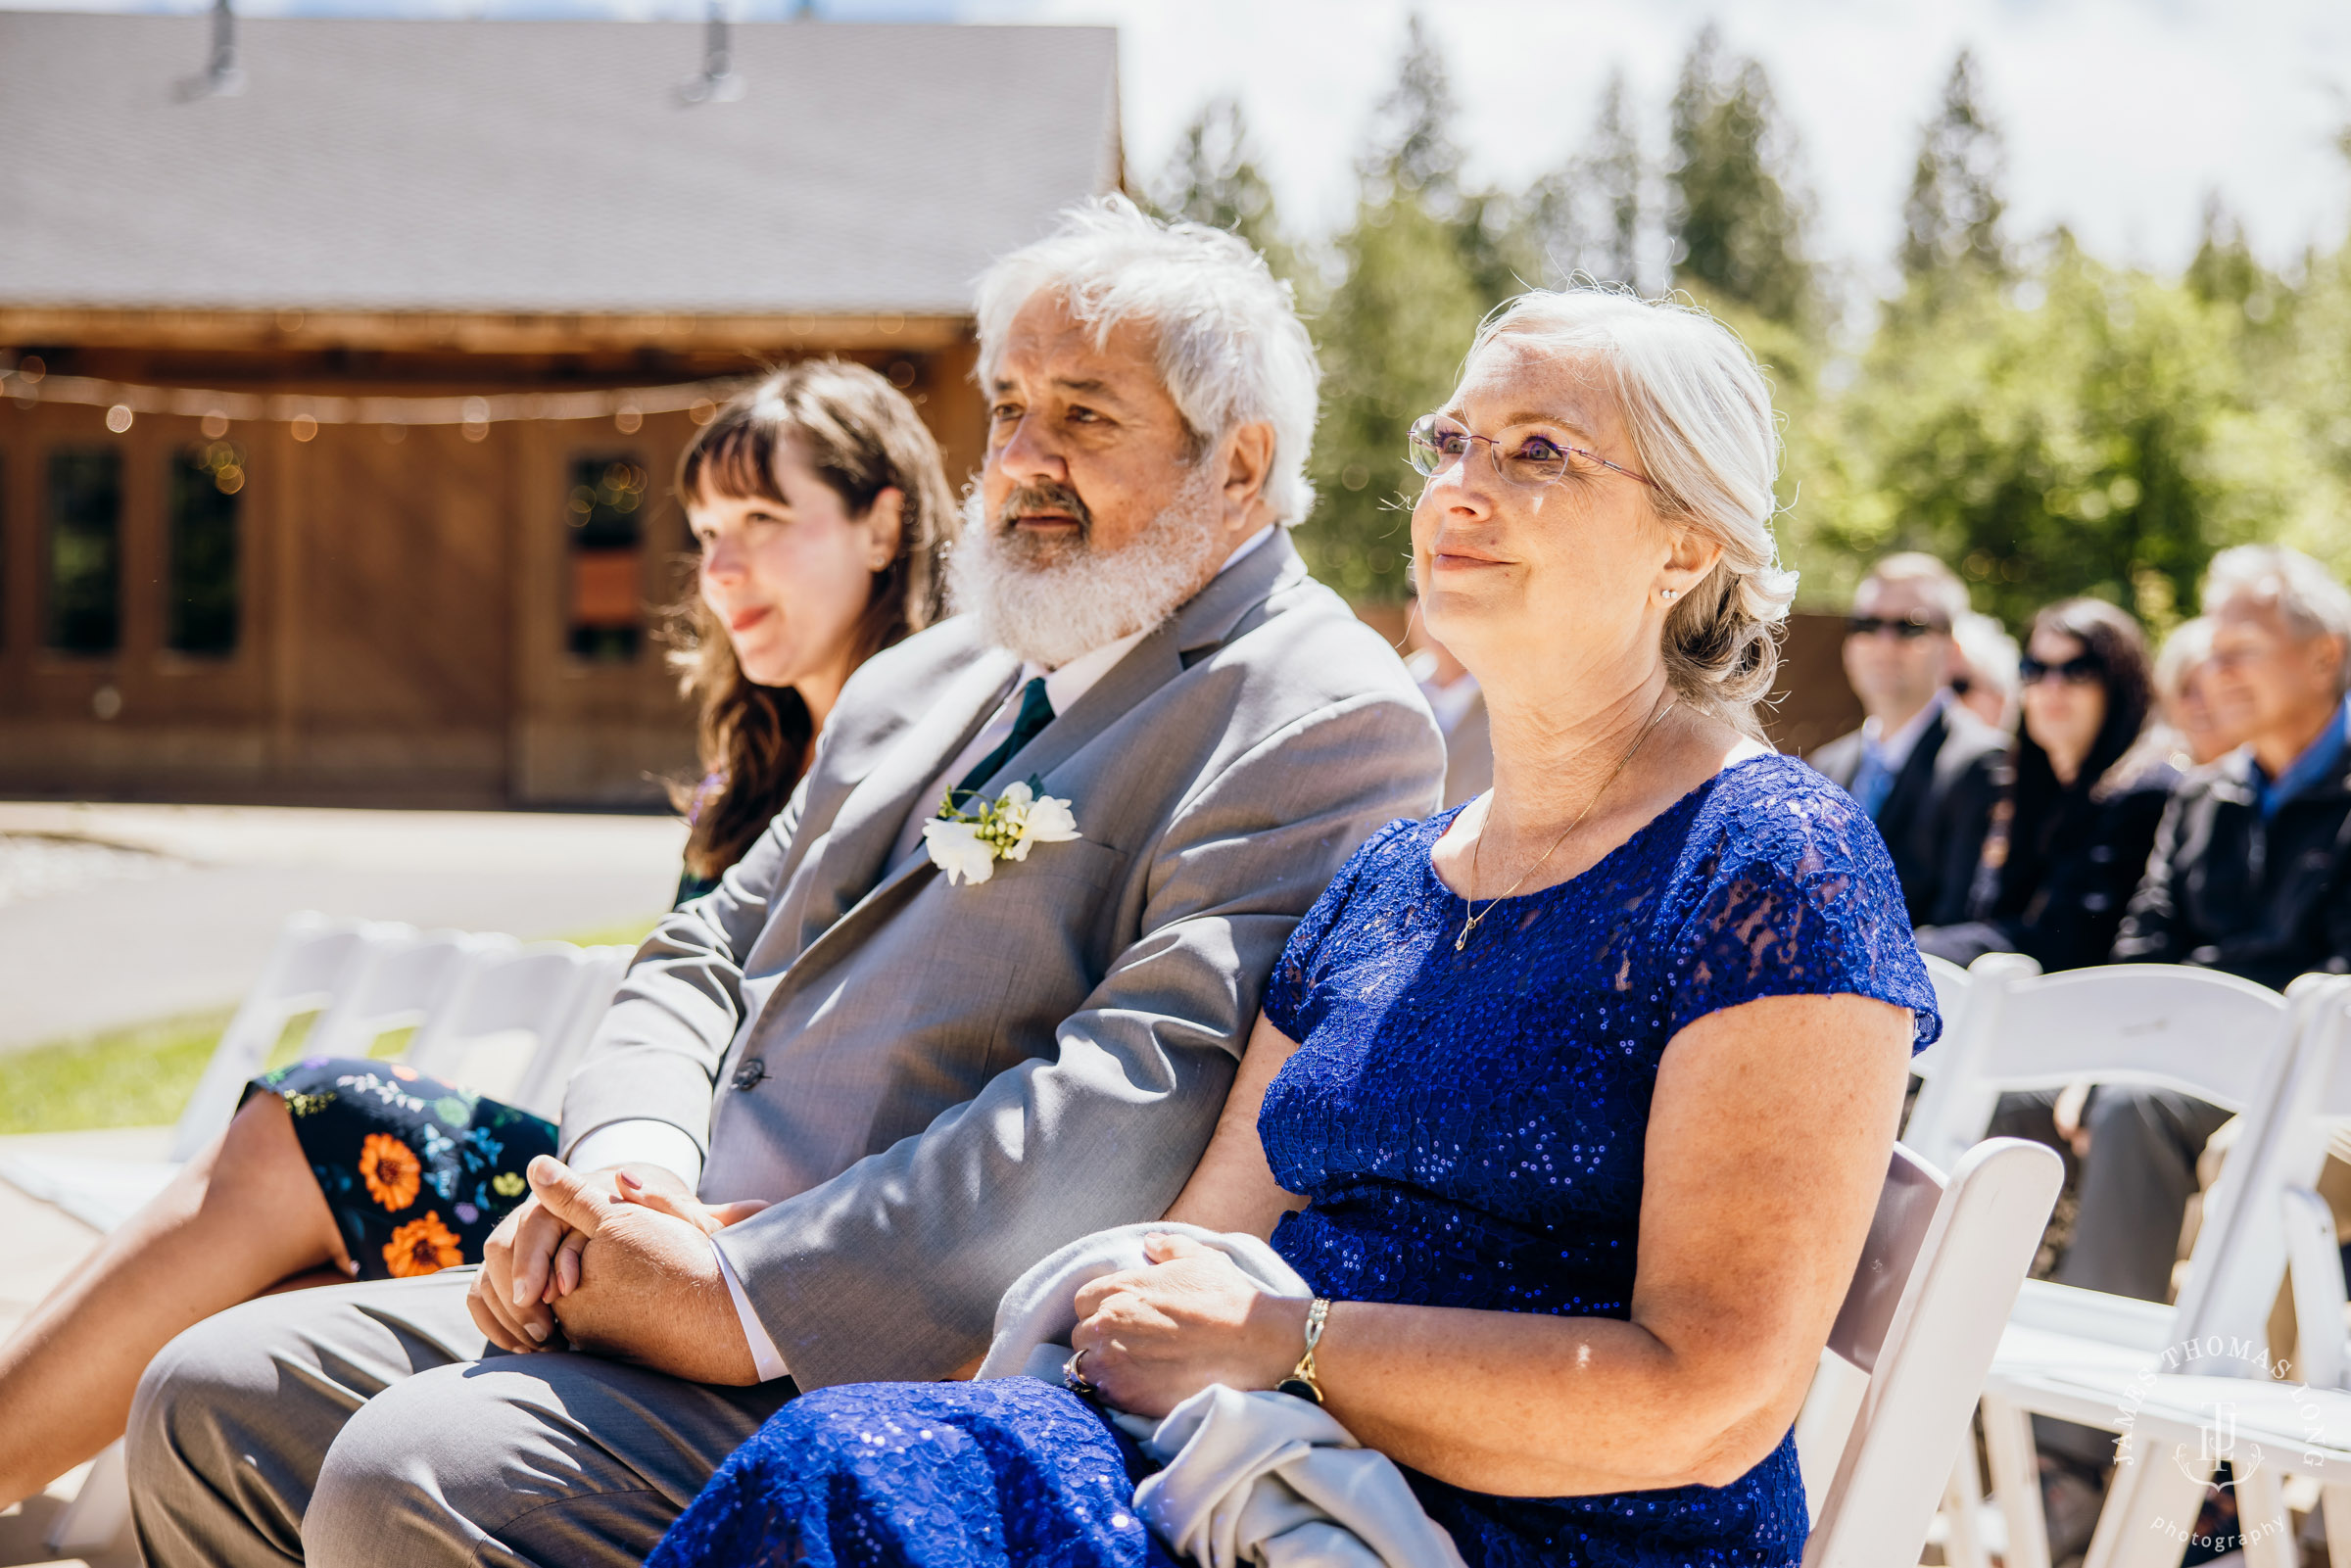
[648,755,1938,1568]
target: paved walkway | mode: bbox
[0,802,686,1050]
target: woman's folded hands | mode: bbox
[1068,1231,1312,1419]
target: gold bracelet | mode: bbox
[1274,1296,1330,1404]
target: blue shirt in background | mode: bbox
[2252,696,2351,818]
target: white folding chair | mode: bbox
[1800,1138,2065,1566]
[403,940,611,1104]
[505,943,635,1120]
[307,927,512,1059]
[1958,973,2351,1568]
[1907,951,1987,1087]
[169,912,383,1161]
[0,912,398,1231]
[1893,958,2309,1564]
[1974,980,2351,1567]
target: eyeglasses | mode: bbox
[1406,413,1658,492]
[2020,653,2102,687]
[1846,614,1950,640]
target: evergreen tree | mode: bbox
[1515,69,1645,291]
[1665,26,1816,327]
[1899,51,2009,290]
[1302,14,1497,603]
[1148,95,1293,280]
[2185,193,2272,312]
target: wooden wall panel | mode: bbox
[291,422,509,733]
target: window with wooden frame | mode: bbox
[168,442,243,656]
[46,448,121,654]
[565,454,648,662]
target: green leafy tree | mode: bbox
[1515,69,1645,290]
[1799,240,2328,627]
[1666,26,1816,328]
[1899,51,2009,297]
[1147,95,1294,282]
[1300,14,1500,603]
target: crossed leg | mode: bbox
[128,1270,794,1568]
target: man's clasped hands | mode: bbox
[461,1157,1316,1418]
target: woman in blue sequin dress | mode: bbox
[649,290,1939,1568]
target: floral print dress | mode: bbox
[245,1060,558,1280]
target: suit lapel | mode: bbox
[793,649,1020,952]
[1878,708,1950,840]
[777,531,1307,989]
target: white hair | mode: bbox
[973,195,1320,526]
[2204,544,2351,692]
[1469,288,1799,736]
[1953,611,2021,702]
[2152,615,2215,702]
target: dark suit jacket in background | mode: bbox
[1809,700,2006,927]
[2113,751,2351,991]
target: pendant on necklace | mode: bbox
[1454,924,1470,953]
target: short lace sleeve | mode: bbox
[1262,816,1422,1042]
[1667,763,1941,1050]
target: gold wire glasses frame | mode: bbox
[1406,413,1659,492]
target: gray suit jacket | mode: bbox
[560,534,1445,1388]
[1440,690,1493,810]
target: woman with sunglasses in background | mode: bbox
[1916,597,2176,973]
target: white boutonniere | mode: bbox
[922,777,1082,886]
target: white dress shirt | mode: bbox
[572,525,1277,1381]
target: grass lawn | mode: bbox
[0,916,659,1136]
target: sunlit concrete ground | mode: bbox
[0,801,686,1050]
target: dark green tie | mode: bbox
[950,676,1055,803]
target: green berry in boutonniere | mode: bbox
[922,777,1081,886]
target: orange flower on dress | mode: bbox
[383,1212,463,1278]
[358,1132,422,1212]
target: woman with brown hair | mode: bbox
[0,359,956,1507]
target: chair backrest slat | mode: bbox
[403,941,602,1093]
[1904,958,2290,1174]
[168,912,383,1160]
[505,943,634,1120]
[1803,1138,2063,1567]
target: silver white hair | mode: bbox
[973,195,1320,526]
[1953,611,2021,702]
[1469,288,1800,736]
[2203,544,2351,692]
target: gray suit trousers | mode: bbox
[126,1268,794,1568]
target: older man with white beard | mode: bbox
[125,197,1446,1568]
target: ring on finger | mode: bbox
[1062,1347,1100,1400]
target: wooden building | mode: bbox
[0,13,1119,805]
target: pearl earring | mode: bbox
[1659,588,1678,602]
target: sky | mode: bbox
[16,0,2351,288]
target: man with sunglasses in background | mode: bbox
[1808,552,2005,927]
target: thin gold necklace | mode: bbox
[1454,696,1679,953]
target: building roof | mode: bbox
[0,13,1120,316]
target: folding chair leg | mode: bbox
[1981,1396,2051,1568]
[43,1438,130,1555]
[2084,1448,2213,1568]
[2235,1464,2297,1568]
[2323,1482,2351,1565]
[1941,1428,1993,1568]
